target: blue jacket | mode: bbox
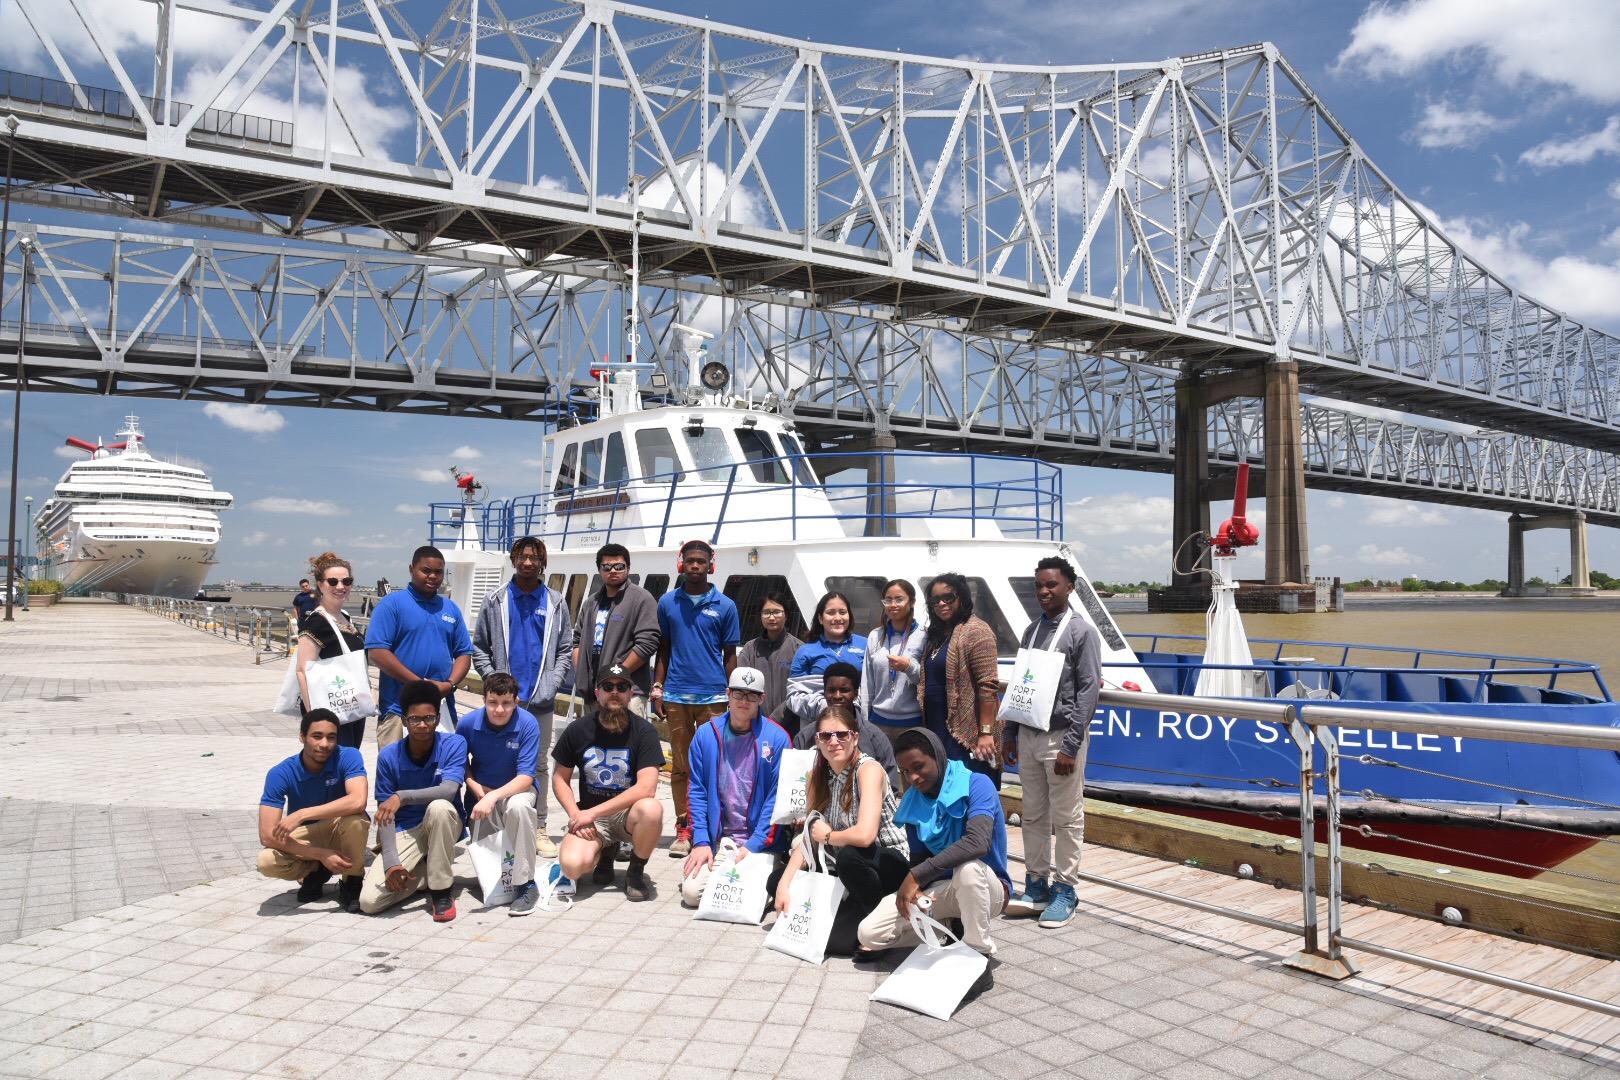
[687,712,793,854]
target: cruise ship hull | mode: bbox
[53,533,218,598]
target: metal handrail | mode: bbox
[1090,685,1620,1020]
[429,447,1065,551]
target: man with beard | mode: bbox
[257,709,369,912]
[551,665,666,902]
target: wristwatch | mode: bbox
[979,726,993,736]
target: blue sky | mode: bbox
[4,0,1619,587]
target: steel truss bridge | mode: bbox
[2,224,1615,526]
[0,1,1615,533]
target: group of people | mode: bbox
[259,537,1100,957]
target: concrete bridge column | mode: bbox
[1263,358,1310,586]
[1171,375,1213,589]
[1503,511,1591,594]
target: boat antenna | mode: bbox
[626,174,641,368]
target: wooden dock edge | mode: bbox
[1000,785,1620,957]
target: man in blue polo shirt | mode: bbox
[360,681,468,922]
[653,539,740,857]
[257,709,370,912]
[366,546,474,749]
[456,670,542,916]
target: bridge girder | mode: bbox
[0,223,1614,526]
[0,0,1614,450]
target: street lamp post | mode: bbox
[2,113,19,623]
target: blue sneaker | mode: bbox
[1038,883,1077,929]
[545,862,576,899]
[1006,877,1050,917]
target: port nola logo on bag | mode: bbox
[780,896,817,941]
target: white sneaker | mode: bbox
[536,832,559,859]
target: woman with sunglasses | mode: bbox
[858,579,925,734]
[919,572,1003,786]
[773,704,909,957]
[296,552,369,749]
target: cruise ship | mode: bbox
[36,416,233,597]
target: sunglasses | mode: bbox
[324,577,354,587]
[599,562,629,572]
[815,730,857,743]
[930,592,959,605]
[599,681,633,694]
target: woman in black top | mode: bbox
[296,551,367,748]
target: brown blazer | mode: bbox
[916,615,1001,751]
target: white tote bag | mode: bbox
[771,748,818,825]
[273,654,302,717]
[764,814,847,965]
[868,898,989,1020]
[996,611,1073,732]
[301,610,377,726]
[467,818,518,908]
[693,837,772,925]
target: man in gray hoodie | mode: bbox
[572,543,661,708]
[472,536,574,858]
[1001,555,1100,929]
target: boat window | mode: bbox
[1010,577,1040,619]
[603,433,629,487]
[553,444,578,494]
[564,574,588,620]
[579,440,603,489]
[641,573,670,597]
[684,426,734,482]
[586,574,602,597]
[736,428,787,484]
[547,573,565,593]
[822,576,889,638]
[781,433,819,487]
[917,575,1020,656]
[724,574,806,641]
[1071,577,1127,652]
[636,428,680,483]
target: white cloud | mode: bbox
[250,497,342,516]
[240,530,272,547]
[1066,494,1174,537]
[1313,544,1335,558]
[1410,100,1505,149]
[1324,495,1347,510]
[1338,0,1620,103]
[1520,116,1620,168]
[53,444,84,460]
[393,503,428,515]
[0,0,245,69]
[309,537,332,548]
[635,161,764,229]
[447,445,483,461]
[346,534,399,550]
[413,467,453,484]
[203,403,285,434]
[1365,504,1450,526]
[172,59,411,160]
[1354,543,1426,568]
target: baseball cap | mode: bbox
[728,666,766,694]
[596,664,633,688]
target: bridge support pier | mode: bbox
[861,430,899,538]
[1263,358,1311,586]
[1504,511,1592,595]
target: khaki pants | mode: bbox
[531,709,555,830]
[377,711,404,750]
[857,859,1007,956]
[359,800,459,914]
[1018,726,1087,887]
[257,815,369,881]
[469,790,538,891]
[664,700,725,825]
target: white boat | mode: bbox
[436,364,1151,691]
[36,416,234,598]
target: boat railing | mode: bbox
[428,448,1064,551]
[1121,631,1611,700]
[1079,685,1620,1021]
